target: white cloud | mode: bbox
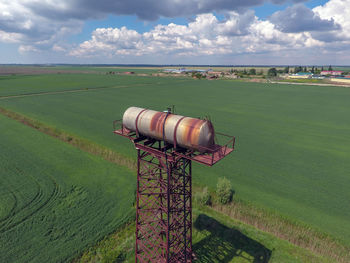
[19,45,39,53]
[313,0,350,41]
[269,4,340,33]
[70,27,143,57]
[70,12,320,58]
[0,30,22,43]
[52,44,66,52]
[0,0,349,63]
[71,12,258,58]
[0,1,83,52]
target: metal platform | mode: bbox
[113,120,235,166]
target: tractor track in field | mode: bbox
[0,188,18,224]
[0,79,190,100]
[0,167,61,234]
[0,85,130,100]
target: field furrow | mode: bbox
[0,114,135,262]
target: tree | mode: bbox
[267,67,277,77]
[311,66,315,73]
[321,66,324,71]
[194,187,211,206]
[294,66,302,73]
[303,66,307,72]
[216,177,234,205]
[283,66,290,73]
[249,68,256,75]
[192,72,205,79]
[328,65,333,71]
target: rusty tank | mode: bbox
[122,107,215,152]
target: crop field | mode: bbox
[0,73,187,97]
[1,72,350,247]
[78,206,331,263]
[0,114,135,262]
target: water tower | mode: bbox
[114,106,235,263]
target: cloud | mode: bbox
[0,1,83,52]
[0,30,22,43]
[71,12,326,59]
[70,27,143,57]
[0,0,317,54]
[24,0,305,21]
[269,4,340,33]
[313,0,350,41]
[1,0,349,64]
[70,12,259,57]
[0,0,297,54]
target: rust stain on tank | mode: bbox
[150,112,167,138]
[184,118,203,146]
[150,112,163,131]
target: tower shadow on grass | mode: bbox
[193,214,272,263]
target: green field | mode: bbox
[1,71,350,257]
[0,73,184,97]
[0,114,135,262]
[78,206,332,263]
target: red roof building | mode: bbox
[320,71,343,76]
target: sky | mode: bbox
[0,0,349,65]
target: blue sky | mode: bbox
[0,0,349,64]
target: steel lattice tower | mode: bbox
[135,143,192,262]
[114,108,234,263]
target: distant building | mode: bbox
[163,68,210,74]
[330,77,350,84]
[289,72,313,79]
[320,71,343,76]
[311,75,325,79]
[207,71,222,77]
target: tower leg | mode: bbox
[135,148,192,262]
[168,158,192,262]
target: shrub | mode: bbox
[267,68,277,77]
[216,177,233,205]
[195,187,212,206]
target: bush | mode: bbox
[195,187,212,206]
[267,68,277,77]
[216,177,233,205]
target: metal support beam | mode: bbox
[135,147,192,263]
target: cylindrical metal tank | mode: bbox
[122,107,215,152]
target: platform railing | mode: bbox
[113,119,235,166]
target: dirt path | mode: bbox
[0,78,190,100]
[270,80,350,88]
[0,85,130,100]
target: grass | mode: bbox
[0,114,135,263]
[0,73,187,97]
[276,78,325,84]
[0,107,136,171]
[76,202,334,263]
[1,74,349,245]
[42,65,161,74]
[2,106,349,262]
[201,185,350,262]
